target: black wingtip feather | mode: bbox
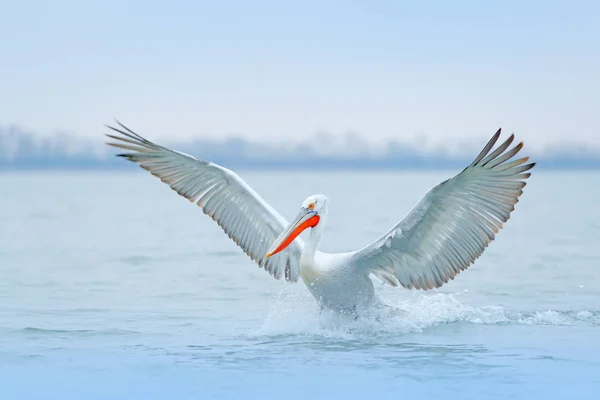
[470,128,503,166]
[115,119,135,135]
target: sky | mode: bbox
[1,0,599,151]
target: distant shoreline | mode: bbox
[1,158,600,171]
[3,126,600,171]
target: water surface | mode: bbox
[1,170,599,399]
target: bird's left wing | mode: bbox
[346,129,534,290]
[105,121,303,282]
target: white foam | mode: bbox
[249,290,600,338]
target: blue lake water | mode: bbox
[1,170,599,399]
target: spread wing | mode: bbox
[347,128,535,290]
[105,121,302,282]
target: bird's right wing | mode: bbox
[105,121,303,282]
[347,129,534,289]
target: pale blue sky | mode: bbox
[1,0,599,149]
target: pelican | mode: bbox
[105,123,534,313]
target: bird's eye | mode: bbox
[308,203,315,210]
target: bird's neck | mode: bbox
[301,215,326,263]
[299,218,326,285]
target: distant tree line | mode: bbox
[1,125,599,170]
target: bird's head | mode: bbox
[266,194,328,258]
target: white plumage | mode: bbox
[106,123,534,312]
[105,123,303,282]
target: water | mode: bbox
[1,169,600,399]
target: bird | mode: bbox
[105,122,534,314]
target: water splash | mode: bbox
[250,290,600,339]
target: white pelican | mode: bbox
[106,123,534,313]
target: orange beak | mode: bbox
[266,208,320,258]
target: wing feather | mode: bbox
[105,121,302,282]
[348,128,534,290]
